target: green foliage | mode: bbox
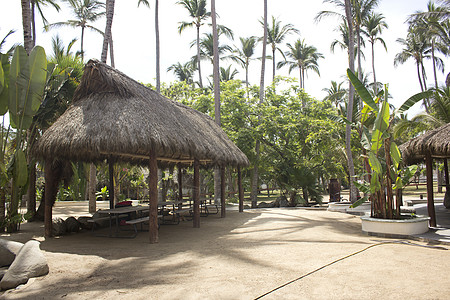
[96,186,109,201]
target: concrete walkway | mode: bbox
[414,203,450,244]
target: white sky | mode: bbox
[0,0,444,116]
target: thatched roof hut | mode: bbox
[399,123,450,228]
[400,123,450,165]
[33,59,249,167]
[34,60,248,242]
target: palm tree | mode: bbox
[323,81,347,107]
[100,0,114,66]
[191,33,232,64]
[394,31,432,110]
[30,0,61,46]
[167,61,195,84]
[362,12,387,94]
[251,0,268,208]
[138,0,161,93]
[46,0,105,61]
[219,65,238,82]
[231,36,258,98]
[177,0,211,89]
[261,16,299,82]
[277,39,323,93]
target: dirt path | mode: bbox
[1,206,449,299]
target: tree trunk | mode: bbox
[272,47,276,82]
[81,26,85,62]
[21,0,33,54]
[196,25,203,88]
[356,25,362,80]
[109,36,115,68]
[101,0,115,63]
[88,163,96,213]
[432,39,438,89]
[371,41,377,94]
[344,0,357,203]
[148,150,159,243]
[0,188,5,232]
[155,0,160,93]
[251,0,267,208]
[31,0,36,47]
[437,164,443,193]
[26,163,36,216]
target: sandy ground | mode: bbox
[0,202,449,300]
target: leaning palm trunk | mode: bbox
[344,0,357,203]
[101,0,115,64]
[196,25,203,88]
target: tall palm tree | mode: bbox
[362,12,388,94]
[277,39,323,92]
[138,0,161,93]
[394,31,432,110]
[218,65,238,82]
[191,32,232,64]
[261,16,299,82]
[323,80,347,107]
[30,0,60,46]
[46,0,105,61]
[251,0,268,208]
[231,36,258,98]
[167,61,195,84]
[177,0,211,89]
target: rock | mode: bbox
[0,240,49,291]
[279,198,290,207]
[77,216,93,230]
[0,239,24,267]
[0,267,7,281]
[52,217,67,236]
[257,202,274,208]
[65,217,80,233]
[243,205,251,209]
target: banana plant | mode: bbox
[5,46,47,231]
[347,69,425,219]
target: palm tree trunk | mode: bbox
[109,36,115,67]
[21,0,33,54]
[356,25,362,80]
[81,26,85,62]
[88,163,96,213]
[101,0,114,64]
[431,39,438,89]
[245,63,249,99]
[155,0,161,93]
[371,41,377,94]
[272,47,276,82]
[211,0,221,205]
[344,0,357,203]
[251,0,267,208]
[31,0,36,47]
[196,25,203,88]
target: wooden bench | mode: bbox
[125,215,162,237]
[88,214,128,232]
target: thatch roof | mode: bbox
[33,60,249,167]
[399,123,450,165]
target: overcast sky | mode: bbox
[1,0,444,115]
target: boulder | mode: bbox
[279,197,290,207]
[0,239,24,267]
[0,240,49,290]
[65,217,80,233]
[77,216,93,230]
[52,217,67,236]
[257,202,274,208]
[0,267,7,281]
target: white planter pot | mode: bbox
[361,215,430,237]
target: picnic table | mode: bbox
[95,205,150,238]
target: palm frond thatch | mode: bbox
[33,60,249,167]
[399,123,450,165]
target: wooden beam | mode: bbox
[108,157,115,209]
[178,163,183,210]
[238,167,244,212]
[425,153,436,227]
[193,158,200,228]
[44,160,54,238]
[220,166,226,218]
[99,151,211,164]
[149,150,159,243]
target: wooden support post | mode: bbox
[238,166,244,212]
[149,150,159,243]
[178,163,183,210]
[44,160,54,238]
[444,159,449,190]
[193,159,200,228]
[425,153,436,227]
[220,166,226,218]
[108,157,115,209]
